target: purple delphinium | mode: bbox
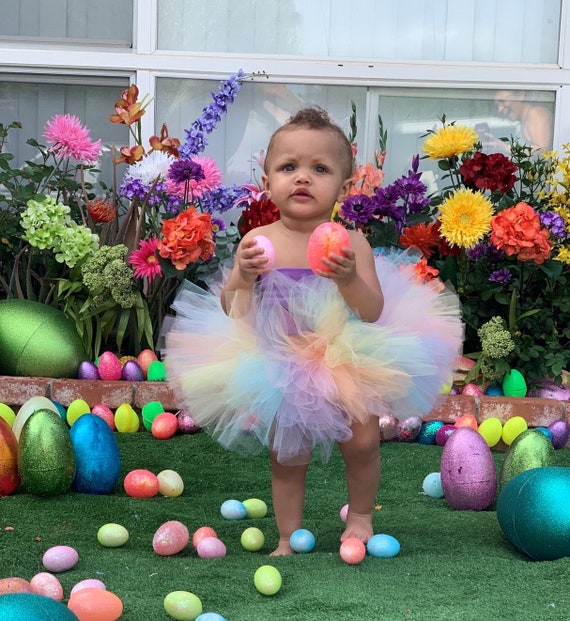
[119,177,150,200]
[540,211,567,238]
[199,184,249,214]
[166,194,184,214]
[340,194,377,226]
[489,268,513,284]
[180,70,245,158]
[168,159,205,185]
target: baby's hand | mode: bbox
[317,247,357,285]
[237,238,271,283]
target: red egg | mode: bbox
[192,526,217,549]
[307,222,351,273]
[153,520,190,556]
[151,412,178,439]
[97,352,122,381]
[123,469,159,498]
[339,537,366,564]
[137,349,158,377]
[454,414,478,430]
[0,417,19,495]
[461,382,484,396]
[68,587,123,621]
[91,404,116,431]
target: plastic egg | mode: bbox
[339,503,349,522]
[66,399,90,427]
[366,533,401,558]
[220,499,247,520]
[29,572,63,601]
[197,536,226,559]
[0,577,31,595]
[68,587,123,621]
[307,222,350,273]
[142,401,164,431]
[42,545,79,572]
[339,537,366,564]
[148,360,167,381]
[242,498,268,519]
[454,414,478,430]
[289,528,316,553]
[151,412,178,439]
[477,417,503,447]
[114,403,139,433]
[164,591,202,621]
[253,234,276,270]
[97,523,129,548]
[422,472,444,498]
[253,565,282,595]
[192,526,217,549]
[0,593,78,620]
[12,396,60,441]
[0,403,16,427]
[499,428,554,489]
[153,520,190,556]
[502,369,527,397]
[91,404,116,431]
[137,349,158,377]
[158,469,184,497]
[501,416,528,445]
[97,351,122,381]
[177,409,201,434]
[70,579,106,595]
[0,417,20,495]
[123,469,159,498]
[78,360,100,380]
[241,527,265,552]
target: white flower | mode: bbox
[126,150,175,185]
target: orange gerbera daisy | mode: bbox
[399,222,441,259]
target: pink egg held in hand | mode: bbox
[307,222,351,274]
[253,234,276,270]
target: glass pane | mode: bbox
[158,0,560,64]
[0,0,133,45]
[0,78,130,187]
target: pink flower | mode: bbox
[129,237,162,280]
[165,156,222,199]
[43,114,102,164]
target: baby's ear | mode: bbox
[337,179,352,203]
[261,173,270,195]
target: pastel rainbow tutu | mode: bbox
[164,252,463,464]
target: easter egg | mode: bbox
[499,428,554,489]
[435,424,456,446]
[0,417,20,495]
[158,469,185,497]
[142,401,164,431]
[0,577,32,595]
[120,360,144,381]
[123,469,159,498]
[70,414,121,494]
[77,361,100,380]
[378,414,398,441]
[548,419,570,449]
[241,527,265,552]
[501,415,528,445]
[12,396,60,441]
[422,472,444,498]
[253,234,276,270]
[461,383,483,396]
[0,299,87,378]
[339,537,366,564]
[289,528,316,553]
[137,349,158,377]
[68,587,123,621]
[417,420,444,445]
[97,523,129,548]
[148,360,167,381]
[242,498,268,519]
[177,409,201,434]
[485,384,503,396]
[477,417,503,448]
[220,498,247,520]
[66,399,90,427]
[0,403,16,427]
[339,503,349,522]
[0,593,79,620]
[307,221,351,273]
[196,614,226,621]
[253,565,282,595]
[396,416,422,442]
[497,466,570,560]
[91,404,116,430]
[29,572,64,601]
[153,520,190,556]
[114,403,139,433]
[440,427,496,511]
[454,414,478,430]
[97,351,122,381]
[164,591,202,621]
[502,369,527,397]
[366,533,400,558]
[196,536,227,558]
[42,545,79,572]
[152,412,178,439]
[18,409,75,496]
[70,579,106,595]
[192,526,217,549]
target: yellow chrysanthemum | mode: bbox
[423,125,479,160]
[555,246,570,265]
[438,188,493,248]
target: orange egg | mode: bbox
[151,412,178,439]
[192,526,217,549]
[0,417,19,495]
[68,587,123,621]
[307,222,350,273]
[137,349,158,377]
[454,414,478,430]
[0,577,31,595]
[123,469,159,498]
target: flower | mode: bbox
[43,114,102,164]
[422,124,478,160]
[399,222,441,259]
[126,150,175,185]
[166,156,222,199]
[87,199,117,224]
[460,152,517,193]
[438,188,494,248]
[238,195,280,235]
[129,237,162,280]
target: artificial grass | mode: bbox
[2,432,570,621]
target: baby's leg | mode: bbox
[269,451,309,556]
[338,417,381,543]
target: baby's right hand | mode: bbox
[237,238,271,283]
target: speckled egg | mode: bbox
[366,533,400,558]
[177,409,201,434]
[548,420,570,449]
[121,360,145,382]
[197,536,227,559]
[42,545,79,573]
[97,523,129,548]
[97,351,122,381]
[153,520,190,556]
[29,572,63,601]
[220,499,247,520]
[499,428,554,489]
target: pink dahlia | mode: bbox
[166,156,222,200]
[129,237,162,280]
[43,114,102,164]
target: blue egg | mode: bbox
[196,614,227,621]
[366,533,400,558]
[485,384,504,396]
[289,528,316,553]
[535,427,552,441]
[51,400,67,421]
[220,499,247,520]
[417,421,444,445]
[0,593,79,620]
[422,472,444,498]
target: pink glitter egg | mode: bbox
[29,572,63,601]
[339,503,349,522]
[42,545,79,573]
[91,404,116,431]
[461,383,484,396]
[253,235,276,270]
[197,536,227,559]
[97,351,122,381]
[339,537,366,565]
[177,409,201,434]
[153,520,190,556]
[70,579,106,595]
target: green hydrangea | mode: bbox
[478,316,515,360]
[21,196,71,250]
[53,222,99,268]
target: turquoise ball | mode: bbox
[497,466,570,560]
[0,593,79,619]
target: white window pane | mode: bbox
[0,0,133,45]
[157,0,560,64]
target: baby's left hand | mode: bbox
[316,247,357,285]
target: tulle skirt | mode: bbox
[164,253,463,464]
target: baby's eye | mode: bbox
[315,165,328,173]
[281,163,295,172]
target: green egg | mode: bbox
[254,565,282,596]
[163,591,202,620]
[502,369,527,397]
[147,360,167,382]
[97,523,130,548]
[243,498,268,519]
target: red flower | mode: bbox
[413,256,442,287]
[87,199,117,224]
[398,222,441,259]
[238,197,280,235]
[459,152,517,194]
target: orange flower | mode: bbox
[413,256,441,286]
[490,201,551,264]
[349,162,384,197]
[399,222,441,259]
[87,199,117,224]
[109,84,146,126]
[114,145,145,165]
[149,123,180,158]
[158,207,215,270]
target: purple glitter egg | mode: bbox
[121,360,145,382]
[77,361,100,380]
[548,420,570,449]
[177,409,201,434]
[435,424,456,446]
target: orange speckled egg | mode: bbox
[68,587,123,621]
[151,412,178,439]
[123,469,159,498]
[29,572,63,601]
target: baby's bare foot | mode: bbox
[270,539,295,556]
[341,512,373,543]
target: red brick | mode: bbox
[423,394,477,423]
[479,396,564,428]
[133,382,178,410]
[50,379,135,408]
[0,376,50,408]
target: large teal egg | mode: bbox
[499,428,554,489]
[18,409,76,496]
[497,466,570,560]
[70,414,121,494]
[0,299,87,377]
[0,593,79,619]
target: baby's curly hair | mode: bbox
[264,106,354,179]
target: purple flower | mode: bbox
[199,184,249,214]
[540,211,566,238]
[169,159,205,185]
[119,177,150,200]
[489,268,513,283]
[340,194,377,226]
[211,217,226,237]
[466,242,488,260]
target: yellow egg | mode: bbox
[477,417,503,447]
[502,416,528,445]
[163,591,202,620]
[66,399,90,426]
[0,403,15,427]
[114,404,139,433]
[157,470,184,497]
[97,523,130,548]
